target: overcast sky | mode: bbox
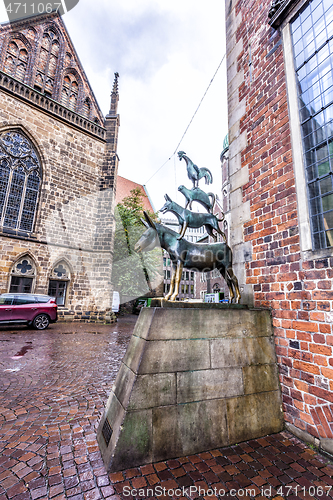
[1,0,228,212]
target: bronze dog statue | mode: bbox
[160,194,226,242]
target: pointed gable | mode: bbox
[0,11,104,125]
[115,176,155,213]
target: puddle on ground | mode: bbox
[11,343,33,359]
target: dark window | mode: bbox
[291,0,333,248]
[0,131,41,232]
[9,277,33,293]
[48,280,67,305]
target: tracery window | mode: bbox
[4,38,29,82]
[35,30,59,96]
[291,0,333,248]
[61,74,78,111]
[48,260,70,305]
[9,255,36,293]
[0,131,41,233]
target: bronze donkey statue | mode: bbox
[134,212,241,303]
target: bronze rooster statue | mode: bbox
[178,150,213,188]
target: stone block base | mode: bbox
[97,307,283,471]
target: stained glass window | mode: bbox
[291,0,333,248]
[0,131,41,232]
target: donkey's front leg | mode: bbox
[165,262,177,300]
[170,261,183,301]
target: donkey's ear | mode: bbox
[144,211,156,229]
[140,218,149,228]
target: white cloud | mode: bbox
[65,1,227,211]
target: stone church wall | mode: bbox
[0,71,116,322]
[0,12,119,322]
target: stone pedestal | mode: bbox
[97,306,283,472]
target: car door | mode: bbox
[11,295,37,323]
[0,295,15,322]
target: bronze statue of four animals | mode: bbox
[134,151,241,303]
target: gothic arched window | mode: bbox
[48,260,71,305]
[61,74,78,111]
[9,255,36,293]
[0,130,41,233]
[4,39,29,82]
[35,30,59,96]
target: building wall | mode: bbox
[0,91,116,319]
[226,0,333,444]
[0,13,119,322]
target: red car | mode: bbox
[0,293,58,330]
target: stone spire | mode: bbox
[109,72,119,116]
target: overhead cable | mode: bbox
[144,52,226,185]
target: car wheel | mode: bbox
[33,314,50,330]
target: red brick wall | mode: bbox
[229,0,333,440]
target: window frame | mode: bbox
[48,279,68,306]
[0,130,42,234]
[282,0,333,255]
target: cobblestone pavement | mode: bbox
[1,315,333,500]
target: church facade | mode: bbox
[226,0,333,451]
[0,11,119,321]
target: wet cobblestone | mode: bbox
[0,315,333,499]
[0,316,134,500]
